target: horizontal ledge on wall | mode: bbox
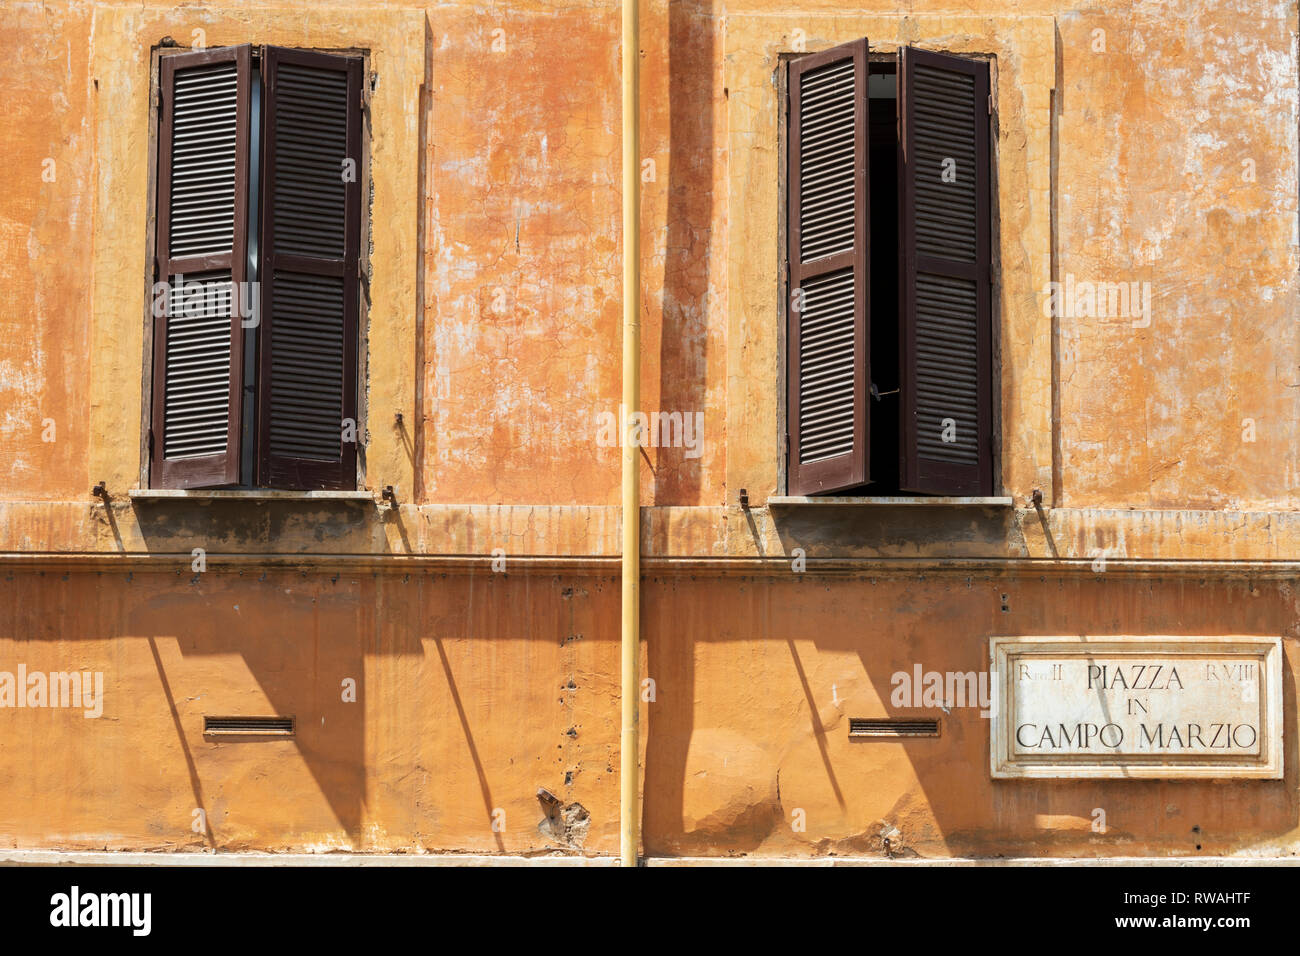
[128,490,378,502]
[767,496,1015,507]
[0,849,614,867]
[0,850,1291,867]
[643,856,1300,868]
[0,554,1298,578]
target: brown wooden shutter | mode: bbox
[898,47,994,495]
[257,47,362,490]
[150,45,252,489]
[786,39,869,496]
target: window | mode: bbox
[149,44,363,491]
[785,39,995,497]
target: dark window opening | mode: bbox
[866,60,901,495]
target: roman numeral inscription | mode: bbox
[990,637,1283,779]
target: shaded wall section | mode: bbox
[641,571,1300,858]
[1,567,1297,858]
[0,568,621,854]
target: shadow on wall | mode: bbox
[634,0,722,856]
[0,566,623,854]
[2,568,1294,856]
[123,572,381,844]
[641,573,1300,858]
[654,0,714,505]
[771,505,1027,559]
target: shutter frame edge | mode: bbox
[149,44,252,490]
[786,37,870,497]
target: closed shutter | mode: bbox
[786,38,869,496]
[898,47,994,495]
[257,47,362,490]
[150,45,252,489]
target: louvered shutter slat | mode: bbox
[899,48,994,495]
[257,48,361,490]
[786,39,869,496]
[150,46,251,489]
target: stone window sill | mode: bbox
[767,496,1015,507]
[128,489,377,503]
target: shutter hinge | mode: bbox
[153,257,160,282]
[783,433,790,456]
[988,93,994,115]
[359,86,367,112]
[148,428,155,455]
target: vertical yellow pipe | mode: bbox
[620,0,641,868]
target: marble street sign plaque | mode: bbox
[989,636,1283,779]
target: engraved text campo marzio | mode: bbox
[1013,659,1259,754]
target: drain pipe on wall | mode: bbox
[620,0,641,869]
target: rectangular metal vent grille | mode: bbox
[798,267,857,464]
[164,271,233,459]
[849,718,940,738]
[169,61,239,258]
[798,57,856,263]
[203,715,295,736]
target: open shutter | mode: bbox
[151,45,252,488]
[786,39,869,496]
[257,47,362,490]
[898,48,994,495]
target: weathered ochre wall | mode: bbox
[643,572,1300,857]
[1,567,1296,857]
[0,568,623,852]
[1,2,93,501]
[2,0,1299,858]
